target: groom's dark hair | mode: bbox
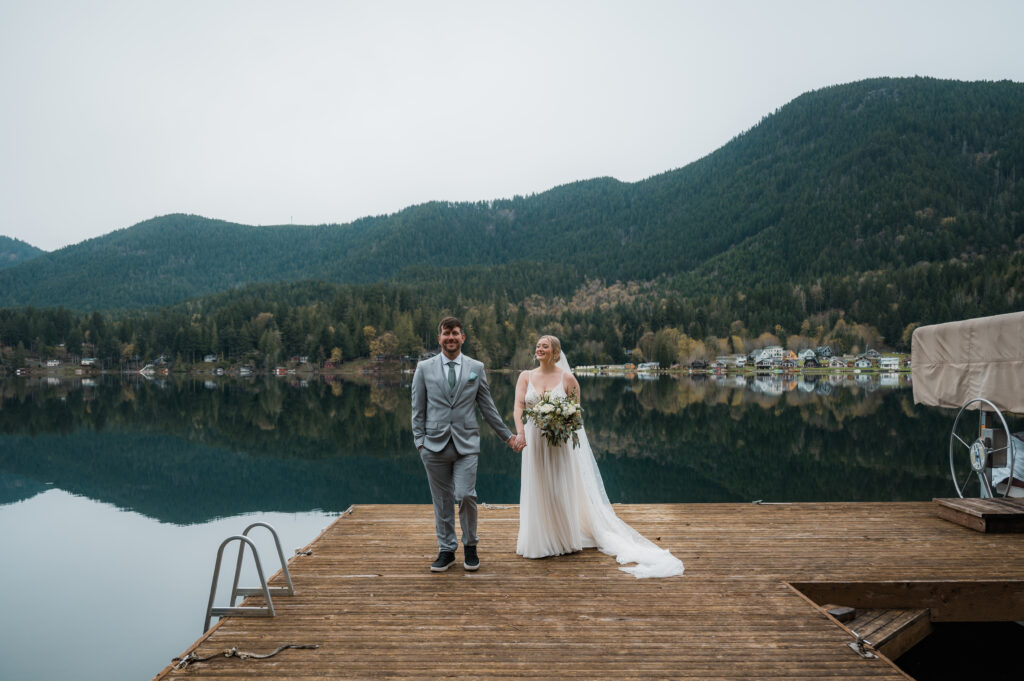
[438,316,464,334]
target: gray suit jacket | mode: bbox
[411,353,512,454]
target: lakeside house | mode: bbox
[751,346,785,364]
[606,363,637,372]
[880,356,900,370]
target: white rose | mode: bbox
[538,403,555,414]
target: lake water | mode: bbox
[0,371,958,680]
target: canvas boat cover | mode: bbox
[911,311,1024,413]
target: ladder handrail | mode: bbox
[204,535,275,633]
[229,521,295,605]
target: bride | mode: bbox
[512,335,684,578]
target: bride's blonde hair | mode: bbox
[537,334,562,362]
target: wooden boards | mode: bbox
[793,580,1024,622]
[153,502,1024,680]
[845,609,931,661]
[933,497,1024,532]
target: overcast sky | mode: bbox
[3,1,1023,251]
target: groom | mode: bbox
[411,316,520,572]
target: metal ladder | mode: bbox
[203,521,296,633]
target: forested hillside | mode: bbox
[0,236,44,271]
[0,77,1022,367]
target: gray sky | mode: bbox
[3,1,1023,251]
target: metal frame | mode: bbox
[230,522,295,601]
[949,397,1015,498]
[203,522,295,633]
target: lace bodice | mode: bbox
[525,374,566,407]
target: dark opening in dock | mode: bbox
[896,621,1024,680]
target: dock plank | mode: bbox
[933,497,1024,532]
[154,503,1024,680]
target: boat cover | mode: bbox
[911,311,1024,413]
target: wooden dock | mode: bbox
[154,503,1024,680]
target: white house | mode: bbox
[798,349,816,361]
[753,346,785,363]
[854,358,873,369]
[879,356,900,370]
[45,359,60,368]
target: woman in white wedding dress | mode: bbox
[512,335,684,578]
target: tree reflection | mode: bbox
[0,373,957,523]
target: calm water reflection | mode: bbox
[1,371,955,519]
[0,372,959,681]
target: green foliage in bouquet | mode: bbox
[523,392,584,448]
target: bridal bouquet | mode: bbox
[523,392,584,448]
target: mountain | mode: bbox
[672,78,1024,286]
[0,236,44,271]
[0,76,1021,313]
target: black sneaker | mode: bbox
[430,550,456,572]
[463,545,480,571]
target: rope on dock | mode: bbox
[173,644,320,670]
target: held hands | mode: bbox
[508,433,526,452]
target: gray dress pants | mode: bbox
[420,439,478,552]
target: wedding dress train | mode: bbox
[516,374,684,578]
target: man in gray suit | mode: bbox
[412,316,522,572]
